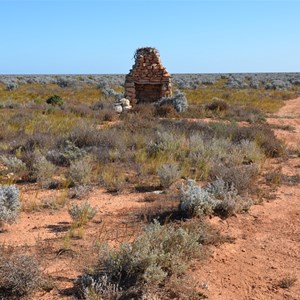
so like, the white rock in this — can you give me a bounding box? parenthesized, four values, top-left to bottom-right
(113, 104, 123, 113)
(123, 105, 132, 111)
(120, 98, 131, 107)
(153, 190, 164, 194)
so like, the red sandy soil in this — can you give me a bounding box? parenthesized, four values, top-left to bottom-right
(193, 97, 300, 299)
(0, 98, 299, 300)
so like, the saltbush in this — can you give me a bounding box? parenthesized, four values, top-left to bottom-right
(85, 220, 201, 288)
(206, 177, 238, 200)
(157, 163, 180, 188)
(0, 185, 21, 227)
(157, 90, 188, 113)
(5, 82, 18, 91)
(47, 140, 87, 167)
(69, 156, 93, 186)
(33, 153, 55, 188)
(63, 140, 87, 162)
(0, 156, 27, 178)
(206, 178, 239, 218)
(211, 163, 259, 193)
(68, 201, 97, 225)
(180, 178, 251, 218)
(0, 254, 41, 297)
(75, 274, 122, 300)
(180, 180, 218, 217)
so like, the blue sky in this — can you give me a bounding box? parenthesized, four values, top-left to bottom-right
(0, 0, 299, 74)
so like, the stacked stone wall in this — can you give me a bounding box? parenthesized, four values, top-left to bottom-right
(125, 48, 172, 104)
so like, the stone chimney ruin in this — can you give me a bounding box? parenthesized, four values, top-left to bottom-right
(125, 48, 172, 104)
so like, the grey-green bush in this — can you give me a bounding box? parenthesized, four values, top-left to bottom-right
(157, 163, 180, 188)
(0, 185, 21, 227)
(158, 90, 188, 112)
(81, 220, 201, 293)
(0, 156, 26, 178)
(69, 156, 93, 186)
(180, 180, 219, 217)
(0, 254, 41, 297)
(68, 201, 97, 225)
(75, 274, 122, 300)
(33, 154, 55, 188)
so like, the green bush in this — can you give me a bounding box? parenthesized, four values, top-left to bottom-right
(46, 94, 64, 106)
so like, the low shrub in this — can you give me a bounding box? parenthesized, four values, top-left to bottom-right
(56, 77, 77, 88)
(214, 198, 237, 218)
(79, 220, 201, 291)
(156, 131, 186, 157)
(205, 97, 229, 111)
(265, 172, 300, 186)
(69, 156, 93, 186)
(211, 163, 259, 193)
(68, 103, 92, 118)
(226, 105, 266, 123)
(209, 178, 252, 217)
(187, 134, 264, 181)
(157, 90, 188, 113)
(46, 95, 64, 106)
(0, 185, 21, 227)
(33, 153, 56, 188)
(0, 155, 27, 179)
(129, 103, 156, 120)
(231, 125, 285, 158)
(155, 104, 178, 118)
(75, 274, 122, 300)
(91, 101, 104, 110)
(68, 201, 97, 226)
(180, 180, 218, 217)
(47, 140, 87, 167)
(102, 167, 125, 193)
(157, 163, 180, 188)
(0, 101, 18, 109)
(103, 110, 118, 122)
(63, 140, 87, 163)
(0, 254, 41, 297)
(5, 82, 18, 91)
(277, 276, 297, 289)
(70, 185, 92, 200)
(210, 123, 285, 158)
(206, 177, 238, 200)
(65, 121, 102, 148)
(17, 131, 55, 153)
(180, 178, 251, 218)
(41, 195, 67, 210)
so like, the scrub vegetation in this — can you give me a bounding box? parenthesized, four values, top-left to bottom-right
(0, 73, 299, 299)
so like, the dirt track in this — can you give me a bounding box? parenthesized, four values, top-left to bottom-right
(194, 97, 300, 299)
